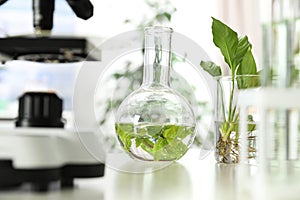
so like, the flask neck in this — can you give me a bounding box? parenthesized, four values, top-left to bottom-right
(142, 27, 173, 87)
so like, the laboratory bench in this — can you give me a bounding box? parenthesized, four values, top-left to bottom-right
(1, 149, 299, 200)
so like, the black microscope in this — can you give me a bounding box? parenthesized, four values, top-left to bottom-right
(0, 0, 105, 192)
(0, 0, 100, 63)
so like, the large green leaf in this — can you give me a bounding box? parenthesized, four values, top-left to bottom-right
(235, 36, 252, 67)
(212, 17, 239, 71)
(200, 60, 222, 77)
(237, 49, 257, 75)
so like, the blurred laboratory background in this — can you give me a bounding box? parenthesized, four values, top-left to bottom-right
(0, 0, 261, 147)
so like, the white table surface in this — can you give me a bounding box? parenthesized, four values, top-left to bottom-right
(1, 149, 300, 200)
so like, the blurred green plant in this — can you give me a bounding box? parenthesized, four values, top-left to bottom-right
(123, 0, 177, 28)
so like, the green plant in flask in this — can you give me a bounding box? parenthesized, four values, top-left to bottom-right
(115, 26, 196, 161)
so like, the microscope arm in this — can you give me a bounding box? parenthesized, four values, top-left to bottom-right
(66, 0, 94, 20)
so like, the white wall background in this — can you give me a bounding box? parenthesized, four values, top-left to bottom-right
(74, 0, 219, 62)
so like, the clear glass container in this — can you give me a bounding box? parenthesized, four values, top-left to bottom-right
(115, 26, 196, 161)
(261, 0, 300, 87)
(214, 75, 259, 164)
(261, 0, 300, 163)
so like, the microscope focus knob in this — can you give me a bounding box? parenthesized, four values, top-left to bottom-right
(16, 92, 64, 128)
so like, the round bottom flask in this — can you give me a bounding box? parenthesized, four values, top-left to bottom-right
(115, 27, 196, 161)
